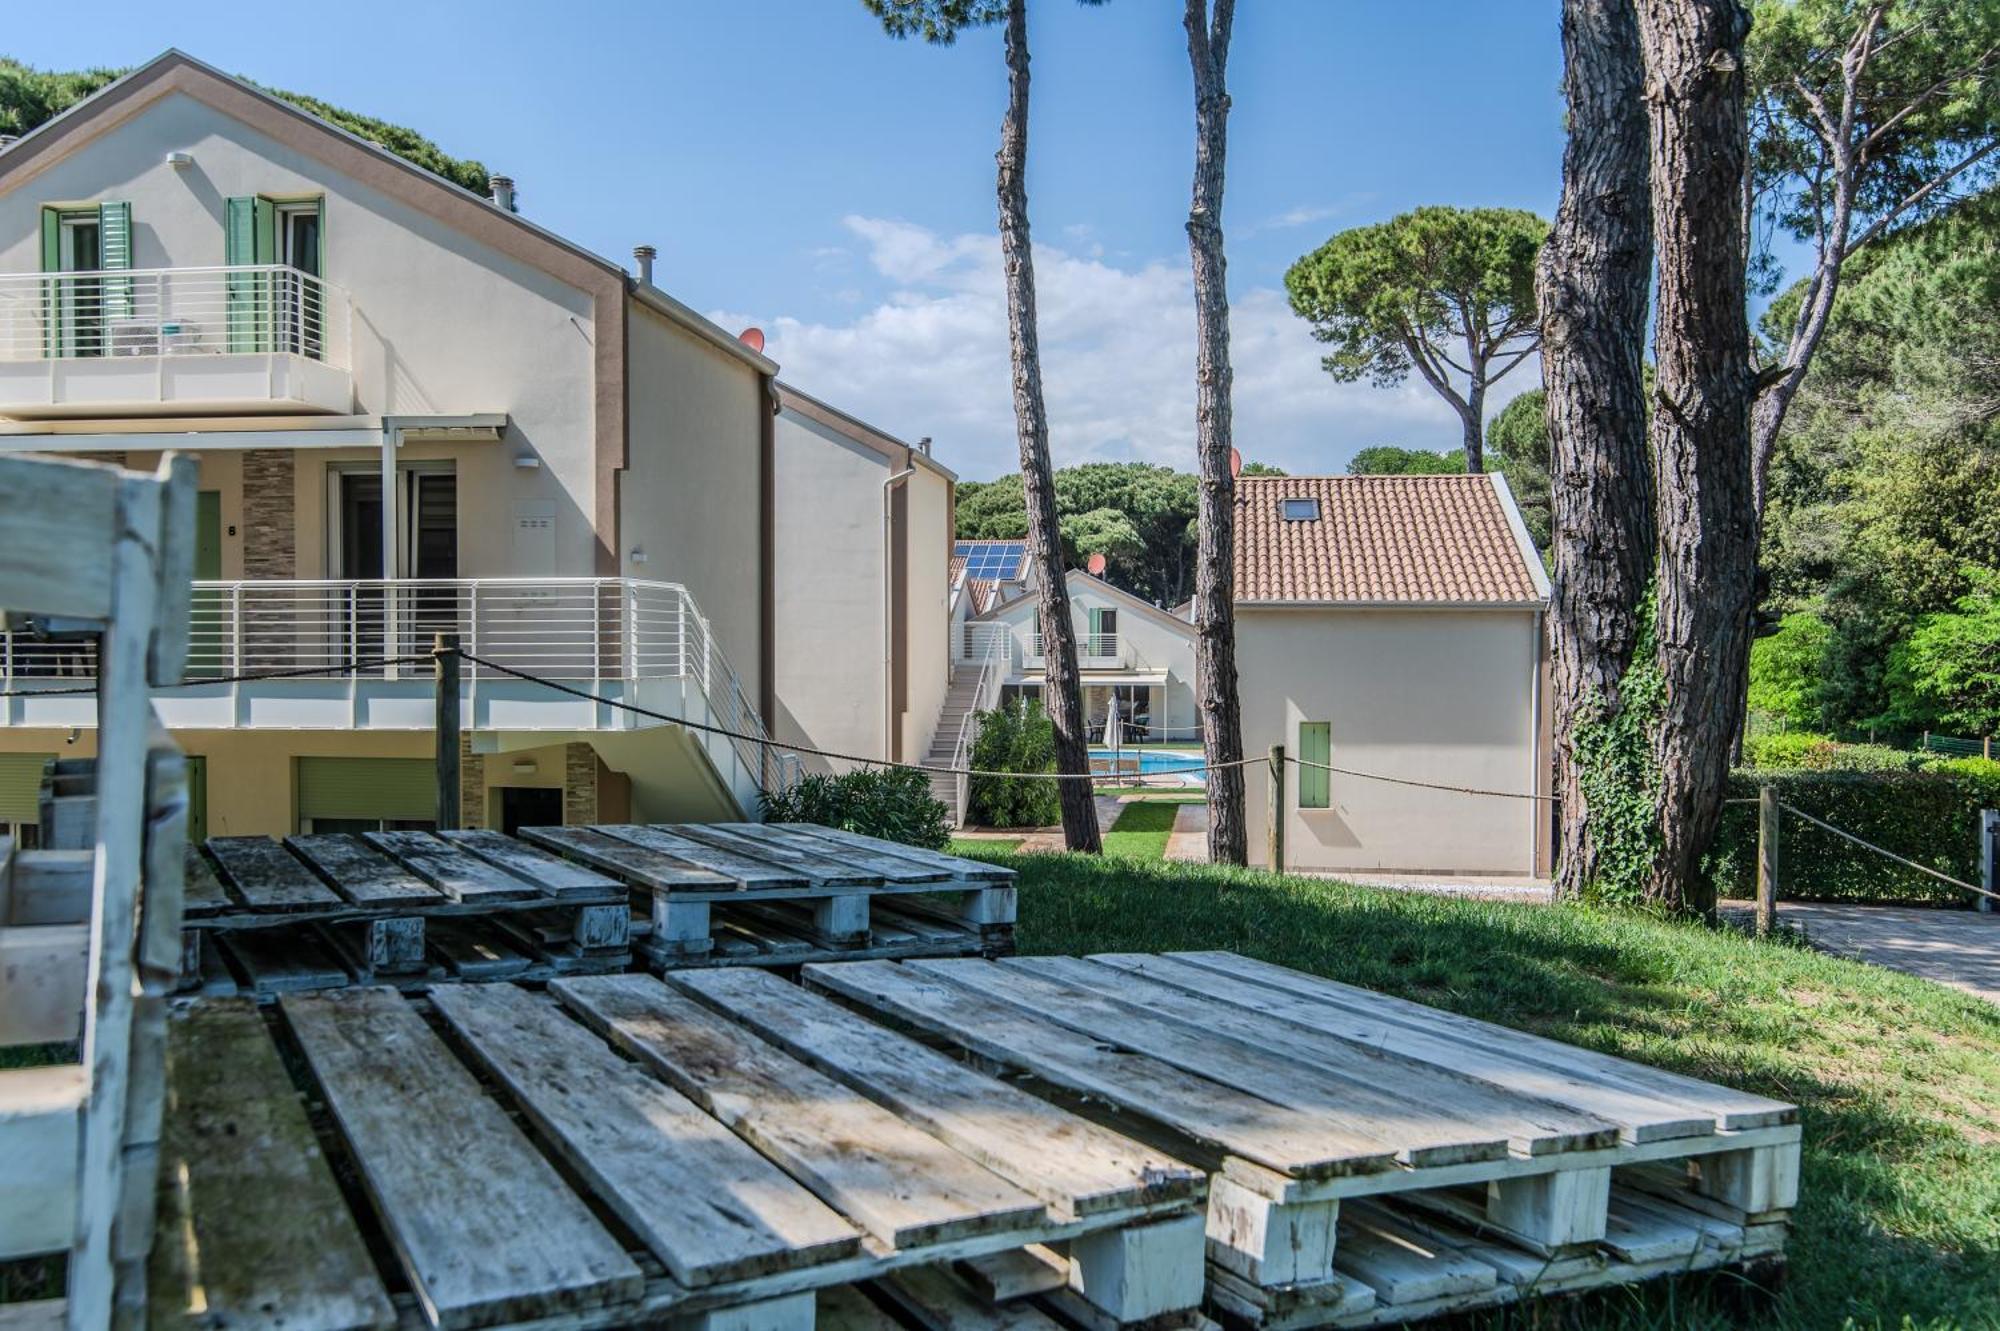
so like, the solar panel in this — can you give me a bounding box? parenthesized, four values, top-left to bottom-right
(955, 540, 1026, 581)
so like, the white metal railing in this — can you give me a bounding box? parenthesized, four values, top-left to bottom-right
(1029, 629, 1122, 667)
(951, 629, 1008, 825)
(0, 577, 796, 794)
(0, 265, 351, 365)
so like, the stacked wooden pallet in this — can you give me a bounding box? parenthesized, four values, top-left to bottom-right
(149, 971, 1208, 1331)
(180, 828, 632, 993)
(806, 953, 1800, 1329)
(519, 822, 1016, 968)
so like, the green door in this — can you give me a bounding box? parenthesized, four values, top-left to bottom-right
(185, 755, 208, 845)
(189, 491, 223, 675)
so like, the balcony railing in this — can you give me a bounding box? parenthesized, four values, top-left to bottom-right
(0, 265, 351, 364)
(1029, 631, 1122, 668)
(0, 578, 794, 792)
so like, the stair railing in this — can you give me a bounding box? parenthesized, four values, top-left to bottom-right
(949, 630, 1008, 826)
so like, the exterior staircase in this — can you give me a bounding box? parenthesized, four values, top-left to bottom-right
(925, 667, 991, 818)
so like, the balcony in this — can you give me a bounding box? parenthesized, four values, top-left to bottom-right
(0, 578, 789, 799)
(0, 266, 353, 417)
(1029, 631, 1125, 670)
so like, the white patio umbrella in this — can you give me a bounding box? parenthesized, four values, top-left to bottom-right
(1104, 695, 1123, 771)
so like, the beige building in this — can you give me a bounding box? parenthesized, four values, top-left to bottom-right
(1234, 474, 1553, 877)
(0, 52, 932, 839)
(771, 385, 954, 775)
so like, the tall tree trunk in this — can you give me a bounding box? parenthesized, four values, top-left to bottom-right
(1461, 376, 1487, 473)
(1185, 0, 1245, 866)
(998, 0, 1099, 853)
(1539, 0, 1655, 901)
(1637, 0, 1757, 914)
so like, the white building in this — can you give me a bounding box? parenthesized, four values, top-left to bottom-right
(0, 52, 944, 839)
(1234, 474, 1554, 877)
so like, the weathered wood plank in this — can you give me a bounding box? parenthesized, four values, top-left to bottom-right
(1333, 1202, 1498, 1305)
(816, 1285, 903, 1331)
(365, 830, 542, 904)
(1170, 952, 1797, 1130)
(436, 828, 623, 899)
(915, 960, 1509, 1168)
(803, 961, 1401, 1181)
(280, 987, 641, 1329)
(775, 824, 1013, 883)
(204, 837, 342, 913)
(179, 846, 232, 919)
(670, 825, 880, 887)
(428, 983, 862, 1286)
(671, 967, 1202, 1219)
(878, 1265, 1067, 1331)
(219, 927, 351, 994)
(727, 824, 953, 886)
(148, 1000, 394, 1331)
(285, 835, 444, 909)
(552, 973, 1047, 1250)
(519, 825, 734, 894)
(0, 1065, 84, 1262)
(598, 825, 805, 891)
(0, 453, 121, 619)
(1093, 954, 1713, 1146)
(957, 1245, 1068, 1303)
(1033, 957, 1620, 1157)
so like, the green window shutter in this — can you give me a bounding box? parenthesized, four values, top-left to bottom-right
(0, 753, 55, 824)
(225, 198, 277, 352)
(40, 209, 60, 358)
(295, 757, 434, 825)
(1298, 722, 1331, 810)
(39, 208, 59, 272)
(98, 201, 132, 320)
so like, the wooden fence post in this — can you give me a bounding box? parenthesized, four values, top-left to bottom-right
(1267, 744, 1285, 876)
(1756, 785, 1779, 937)
(434, 633, 461, 832)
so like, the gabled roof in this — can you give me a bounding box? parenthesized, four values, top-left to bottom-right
(0, 50, 774, 375)
(972, 568, 1195, 640)
(1233, 473, 1548, 606)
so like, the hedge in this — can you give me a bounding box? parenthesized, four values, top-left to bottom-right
(1710, 758, 2000, 905)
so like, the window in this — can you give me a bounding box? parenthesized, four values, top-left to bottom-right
(40, 201, 130, 358)
(1281, 497, 1321, 522)
(1297, 722, 1331, 809)
(226, 195, 325, 357)
(1086, 606, 1118, 656)
(295, 757, 435, 833)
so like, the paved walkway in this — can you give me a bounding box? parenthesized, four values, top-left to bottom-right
(1164, 803, 1208, 862)
(1721, 901, 2000, 1005)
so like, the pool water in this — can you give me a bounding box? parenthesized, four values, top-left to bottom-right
(1092, 749, 1204, 777)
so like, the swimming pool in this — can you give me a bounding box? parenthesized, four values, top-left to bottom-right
(1091, 748, 1205, 778)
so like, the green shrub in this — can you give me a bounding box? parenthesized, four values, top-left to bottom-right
(1747, 611, 1831, 731)
(1740, 732, 1928, 772)
(967, 698, 1061, 829)
(1711, 759, 2000, 904)
(1568, 596, 1664, 905)
(760, 767, 949, 850)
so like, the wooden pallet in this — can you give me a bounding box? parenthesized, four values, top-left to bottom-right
(518, 822, 1016, 968)
(149, 970, 1207, 1331)
(180, 829, 632, 993)
(803, 952, 1800, 1329)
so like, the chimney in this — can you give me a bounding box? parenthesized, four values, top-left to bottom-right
(633, 245, 657, 286)
(489, 175, 516, 212)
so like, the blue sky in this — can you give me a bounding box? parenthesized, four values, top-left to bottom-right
(11, 3, 1668, 477)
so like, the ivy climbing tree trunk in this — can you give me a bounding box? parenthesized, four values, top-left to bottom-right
(998, 0, 1099, 853)
(1637, 0, 1758, 913)
(1539, 0, 1656, 900)
(1185, 0, 1246, 866)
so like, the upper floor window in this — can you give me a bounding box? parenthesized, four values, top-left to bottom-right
(1281, 497, 1321, 522)
(225, 195, 325, 357)
(38, 201, 131, 358)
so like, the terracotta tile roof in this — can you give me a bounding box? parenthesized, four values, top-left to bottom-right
(1233, 475, 1544, 604)
(966, 578, 1000, 614)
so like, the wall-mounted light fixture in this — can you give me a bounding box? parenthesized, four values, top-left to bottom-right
(165, 151, 194, 169)
(629, 546, 648, 566)
(511, 758, 538, 775)
(513, 452, 540, 469)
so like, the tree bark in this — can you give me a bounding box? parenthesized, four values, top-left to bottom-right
(998, 0, 1099, 853)
(1185, 0, 1246, 866)
(1461, 374, 1487, 473)
(1637, 0, 1758, 914)
(1538, 0, 1656, 900)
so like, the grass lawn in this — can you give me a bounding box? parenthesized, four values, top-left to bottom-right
(1102, 800, 1179, 860)
(948, 845, 2000, 1331)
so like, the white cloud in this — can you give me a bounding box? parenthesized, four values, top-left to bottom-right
(715, 215, 1526, 480)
